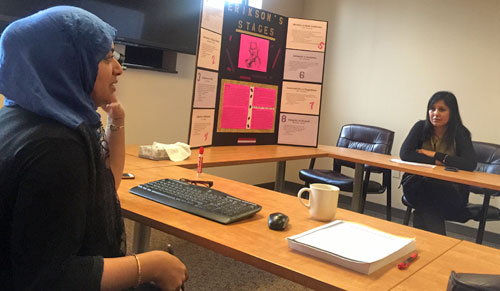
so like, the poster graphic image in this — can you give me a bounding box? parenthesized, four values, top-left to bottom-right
(217, 79, 277, 133)
(238, 34, 269, 72)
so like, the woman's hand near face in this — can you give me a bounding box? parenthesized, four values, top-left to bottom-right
(104, 101, 125, 126)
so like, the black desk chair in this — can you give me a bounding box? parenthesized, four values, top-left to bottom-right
(299, 124, 394, 220)
(402, 141, 500, 244)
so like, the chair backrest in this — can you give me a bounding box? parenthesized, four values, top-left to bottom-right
(335, 124, 395, 171)
(470, 141, 500, 195)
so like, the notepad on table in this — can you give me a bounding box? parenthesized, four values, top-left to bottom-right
(286, 220, 416, 274)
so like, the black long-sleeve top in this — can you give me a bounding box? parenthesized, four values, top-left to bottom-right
(400, 120, 477, 171)
(0, 106, 123, 290)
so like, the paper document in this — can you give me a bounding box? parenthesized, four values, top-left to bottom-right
(390, 158, 436, 168)
(290, 220, 414, 263)
(287, 220, 416, 274)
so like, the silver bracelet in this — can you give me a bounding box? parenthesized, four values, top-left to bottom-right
(443, 154, 448, 164)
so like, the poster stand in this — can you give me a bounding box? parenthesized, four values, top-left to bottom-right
(189, 1, 327, 148)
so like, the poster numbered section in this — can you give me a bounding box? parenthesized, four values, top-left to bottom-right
(197, 28, 222, 71)
(280, 81, 322, 115)
(189, 109, 215, 148)
(201, 0, 224, 34)
(283, 49, 324, 83)
(286, 18, 327, 52)
(193, 69, 218, 108)
(278, 113, 318, 147)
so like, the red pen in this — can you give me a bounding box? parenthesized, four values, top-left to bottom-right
(197, 147, 204, 178)
(398, 252, 418, 270)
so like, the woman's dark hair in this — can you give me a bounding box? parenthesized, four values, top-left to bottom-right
(423, 91, 469, 145)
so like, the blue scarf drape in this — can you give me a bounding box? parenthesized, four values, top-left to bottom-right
(0, 6, 116, 129)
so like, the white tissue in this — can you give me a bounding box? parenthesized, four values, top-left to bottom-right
(138, 142, 191, 161)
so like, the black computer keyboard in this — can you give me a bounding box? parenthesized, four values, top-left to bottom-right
(129, 179, 262, 224)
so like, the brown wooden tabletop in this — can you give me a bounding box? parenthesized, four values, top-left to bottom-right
(320, 145, 500, 191)
(125, 144, 329, 169)
(118, 166, 460, 291)
(393, 240, 500, 291)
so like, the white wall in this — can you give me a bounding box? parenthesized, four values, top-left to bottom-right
(297, 0, 500, 232)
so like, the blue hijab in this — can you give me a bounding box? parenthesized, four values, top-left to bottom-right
(0, 6, 116, 129)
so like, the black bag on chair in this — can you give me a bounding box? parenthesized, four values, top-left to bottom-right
(447, 271, 500, 291)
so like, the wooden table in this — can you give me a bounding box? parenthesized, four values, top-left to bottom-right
(127, 144, 500, 213)
(393, 241, 500, 290)
(124, 145, 330, 257)
(118, 165, 460, 291)
(125, 145, 329, 192)
(319, 145, 500, 212)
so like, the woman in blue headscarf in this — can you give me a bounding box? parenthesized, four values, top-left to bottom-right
(0, 6, 187, 290)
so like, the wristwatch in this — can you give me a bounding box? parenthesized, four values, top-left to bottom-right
(108, 124, 124, 132)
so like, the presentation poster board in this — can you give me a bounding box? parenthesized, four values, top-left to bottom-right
(189, 2, 327, 148)
(210, 4, 287, 146)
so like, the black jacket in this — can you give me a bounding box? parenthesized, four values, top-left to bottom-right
(400, 120, 477, 171)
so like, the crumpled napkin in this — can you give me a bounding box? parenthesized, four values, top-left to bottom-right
(138, 142, 191, 161)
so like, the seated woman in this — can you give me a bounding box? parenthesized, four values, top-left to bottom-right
(0, 6, 186, 290)
(400, 91, 477, 235)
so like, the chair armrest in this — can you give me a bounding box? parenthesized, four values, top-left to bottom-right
(447, 271, 500, 291)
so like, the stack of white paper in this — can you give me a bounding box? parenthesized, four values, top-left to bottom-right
(287, 220, 416, 274)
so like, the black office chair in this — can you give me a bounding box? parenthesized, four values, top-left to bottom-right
(299, 124, 395, 220)
(402, 141, 500, 244)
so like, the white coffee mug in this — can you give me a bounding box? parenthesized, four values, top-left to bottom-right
(297, 183, 340, 221)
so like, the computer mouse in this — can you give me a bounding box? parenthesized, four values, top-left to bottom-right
(268, 212, 289, 231)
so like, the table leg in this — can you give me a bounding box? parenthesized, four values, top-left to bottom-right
(132, 222, 151, 253)
(275, 161, 286, 192)
(351, 163, 365, 212)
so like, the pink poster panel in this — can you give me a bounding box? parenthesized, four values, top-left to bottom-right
(237, 34, 269, 73)
(251, 109, 274, 130)
(219, 83, 250, 129)
(253, 87, 276, 107)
